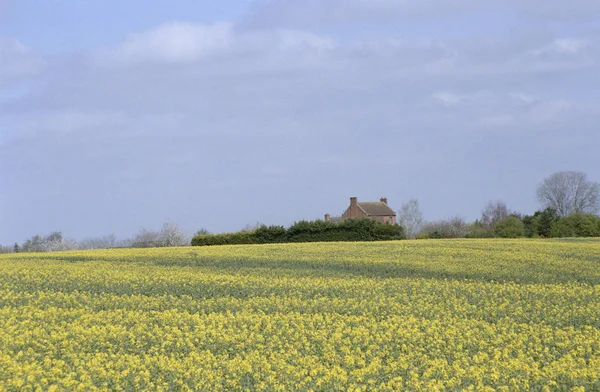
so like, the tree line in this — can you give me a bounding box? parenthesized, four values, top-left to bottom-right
(2, 222, 190, 254)
(401, 171, 600, 239)
(2, 170, 598, 253)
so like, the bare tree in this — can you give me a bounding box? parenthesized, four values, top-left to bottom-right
(481, 200, 510, 229)
(131, 228, 162, 248)
(536, 171, 600, 217)
(131, 222, 189, 248)
(20, 231, 79, 252)
(160, 221, 189, 247)
(420, 216, 469, 238)
(79, 234, 117, 250)
(398, 199, 423, 238)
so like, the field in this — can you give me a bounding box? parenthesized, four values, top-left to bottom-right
(1, 239, 599, 391)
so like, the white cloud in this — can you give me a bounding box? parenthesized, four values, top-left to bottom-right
(94, 22, 335, 66)
(432, 91, 490, 107)
(433, 92, 465, 106)
(534, 39, 589, 56)
(95, 22, 234, 65)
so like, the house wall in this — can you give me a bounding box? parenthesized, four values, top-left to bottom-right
(341, 197, 367, 220)
(371, 215, 397, 225)
(340, 197, 397, 224)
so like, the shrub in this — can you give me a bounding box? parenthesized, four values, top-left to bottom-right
(419, 217, 469, 239)
(254, 225, 287, 244)
(466, 221, 495, 238)
(191, 231, 256, 246)
(191, 219, 406, 246)
(550, 213, 600, 238)
(522, 208, 558, 238)
(493, 216, 525, 238)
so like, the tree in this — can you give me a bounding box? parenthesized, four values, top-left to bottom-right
(159, 221, 189, 247)
(480, 200, 510, 230)
(536, 171, 600, 217)
(13, 243, 20, 253)
(494, 216, 525, 238)
(530, 208, 559, 238)
(419, 216, 468, 239)
(195, 228, 210, 236)
(397, 199, 423, 238)
(78, 234, 117, 250)
(551, 213, 600, 238)
(131, 222, 189, 248)
(20, 231, 79, 252)
(466, 220, 494, 238)
(131, 229, 162, 248)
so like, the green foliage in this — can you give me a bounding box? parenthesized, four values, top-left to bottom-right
(254, 225, 287, 244)
(286, 218, 405, 243)
(522, 208, 558, 238)
(537, 208, 559, 238)
(191, 231, 256, 246)
(493, 216, 525, 238)
(192, 219, 405, 246)
(466, 221, 495, 238)
(551, 213, 600, 238)
(522, 214, 539, 238)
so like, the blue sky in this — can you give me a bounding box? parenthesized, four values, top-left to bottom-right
(1, 0, 599, 244)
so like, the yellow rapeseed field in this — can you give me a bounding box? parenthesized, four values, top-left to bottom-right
(1, 239, 599, 391)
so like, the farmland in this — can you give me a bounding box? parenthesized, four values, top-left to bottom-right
(1, 239, 599, 391)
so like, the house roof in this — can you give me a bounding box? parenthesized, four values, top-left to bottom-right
(357, 202, 396, 216)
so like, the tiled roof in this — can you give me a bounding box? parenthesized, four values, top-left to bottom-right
(357, 202, 396, 216)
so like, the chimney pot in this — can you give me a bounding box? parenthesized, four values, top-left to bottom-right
(350, 197, 357, 206)
(380, 197, 388, 205)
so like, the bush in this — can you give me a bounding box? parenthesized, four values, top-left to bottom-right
(419, 217, 469, 239)
(191, 219, 406, 246)
(254, 225, 287, 244)
(466, 221, 495, 238)
(550, 213, 600, 238)
(522, 208, 558, 238)
(286, 219, 405, 243)
(493, 216, 525, 238)
(191, 231, 256, 246)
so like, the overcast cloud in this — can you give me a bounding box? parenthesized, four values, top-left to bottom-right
(1, 0, 599, 244)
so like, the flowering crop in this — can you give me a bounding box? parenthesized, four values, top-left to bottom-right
(0, 239, 599, 390)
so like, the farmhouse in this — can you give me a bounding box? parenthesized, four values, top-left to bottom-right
(325, 197, 397, 224)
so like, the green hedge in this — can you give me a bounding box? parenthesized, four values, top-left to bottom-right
(191, 219, 406, 246)
(550, 213, 600, 238)
(191, 231, 256, 246)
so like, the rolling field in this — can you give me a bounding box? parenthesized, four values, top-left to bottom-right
(1, 239, 599, 391)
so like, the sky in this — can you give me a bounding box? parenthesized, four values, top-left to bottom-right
(1, 0, 599, 244)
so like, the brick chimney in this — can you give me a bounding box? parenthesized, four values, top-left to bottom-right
(324, 214, 330, 222)
(350, 197, 358, 207)
(380, 197, 388, 205)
